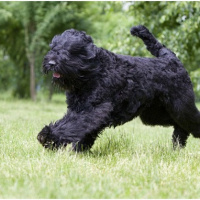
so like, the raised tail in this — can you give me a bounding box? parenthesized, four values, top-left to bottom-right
(130, 25, 176, 58)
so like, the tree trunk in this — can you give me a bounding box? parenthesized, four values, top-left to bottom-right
(29, 54, 36, 101)
(24, 11, 37, 101)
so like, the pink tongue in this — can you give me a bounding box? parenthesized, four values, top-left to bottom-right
(53, 72, 61, 78)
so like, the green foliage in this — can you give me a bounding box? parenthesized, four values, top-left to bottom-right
(0, 2, 200, 99)
(190, 69, 200, 101)
(0, 2, 92, 99)
(127, 2, 200, 70)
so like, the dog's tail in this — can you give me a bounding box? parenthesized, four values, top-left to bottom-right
(130, 25, 176, 58)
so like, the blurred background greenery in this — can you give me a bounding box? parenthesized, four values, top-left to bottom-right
(0, 1, 200, 101)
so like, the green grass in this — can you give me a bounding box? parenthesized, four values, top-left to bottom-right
(1, 96, 200, 198)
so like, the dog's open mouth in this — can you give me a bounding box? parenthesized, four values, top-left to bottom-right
(53, 72, 61, 78)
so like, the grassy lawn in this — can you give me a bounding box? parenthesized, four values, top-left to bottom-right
(1, 95, 200, 198)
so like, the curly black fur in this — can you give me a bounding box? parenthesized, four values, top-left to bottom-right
(37, 25, 200, 151)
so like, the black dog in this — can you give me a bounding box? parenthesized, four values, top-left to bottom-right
(37, 25, 200, 151)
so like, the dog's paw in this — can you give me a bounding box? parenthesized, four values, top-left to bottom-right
(37, 125, 71, 150)
(37, 125, 55, 149)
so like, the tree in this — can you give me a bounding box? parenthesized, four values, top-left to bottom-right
(1, 2, 200, 100)
(127, 2, 200, 71)
(0, 1, 92, 100)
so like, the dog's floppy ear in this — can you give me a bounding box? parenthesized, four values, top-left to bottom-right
(64, 39, 96, 59)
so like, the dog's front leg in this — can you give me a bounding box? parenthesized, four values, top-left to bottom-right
(37, 102, 113, 151)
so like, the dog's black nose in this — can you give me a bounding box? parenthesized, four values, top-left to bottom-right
(49, 60, 56, 66)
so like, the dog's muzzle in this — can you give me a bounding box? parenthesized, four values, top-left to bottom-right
(43, 60, 56, 74)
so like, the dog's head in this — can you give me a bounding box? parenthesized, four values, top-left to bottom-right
(43, 29, 98, 90)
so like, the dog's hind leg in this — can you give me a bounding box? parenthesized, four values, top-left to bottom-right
(130, 25, 177, 59)
(165, 94, 200, 144)
(172, 125, 190, 149)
